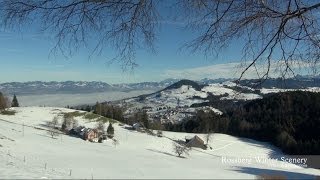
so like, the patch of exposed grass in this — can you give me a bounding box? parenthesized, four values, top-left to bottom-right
(0, 110, 16, 115)
(109, 119, 118, 124)
(62, 111, 86, 118)
(61, 110, 119, 124)
(84, 113, 100, 120)
(97, 116, 109, 123)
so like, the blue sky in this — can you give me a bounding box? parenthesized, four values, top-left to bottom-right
(0, 20, 244, 84)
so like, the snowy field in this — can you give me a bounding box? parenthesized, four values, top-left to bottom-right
(0, 107, 320, 179)
(16, 90, 155, 107)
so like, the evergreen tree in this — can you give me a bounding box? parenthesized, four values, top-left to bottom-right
(11, 94, 19, 107)
(85, 105, 91, 112)
(107, 123, 114, 136)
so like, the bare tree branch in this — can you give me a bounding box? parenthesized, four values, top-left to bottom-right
(1, 0, 320, 79)
(181, 0, 320, 81)
(0, 0, 159, 70)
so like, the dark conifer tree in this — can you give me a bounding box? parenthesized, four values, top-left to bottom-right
(11, 94, 19, 107)
(85, 105, 91, 112)
(107, 123, 114, 135)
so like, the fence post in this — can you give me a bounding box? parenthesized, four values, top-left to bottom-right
(22, 122, 25, 137)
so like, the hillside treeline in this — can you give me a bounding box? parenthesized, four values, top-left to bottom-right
(164, 91, 320, 155)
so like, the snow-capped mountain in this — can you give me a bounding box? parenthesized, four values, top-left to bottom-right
(112, 78, 180, 91)
(0, 81, 113, 95)
(0, 79, 180, 95)
(2, 75, 320, 96)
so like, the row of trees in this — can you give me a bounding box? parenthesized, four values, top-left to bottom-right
(93, 102, 160, 133)
(0, 92, 20, 111)
(94, 102, 124, 122)
(164, 91, 320, 155)
(127, 110, 149, 128)
(127, 110, 165, 135)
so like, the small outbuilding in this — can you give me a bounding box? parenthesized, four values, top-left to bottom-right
(69, 126, 85, 137)
(132, 122, 143, 131)
(185, 135, 207, 150)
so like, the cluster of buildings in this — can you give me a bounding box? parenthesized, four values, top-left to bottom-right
(68, 126, 107, 143)
(148, 107, 195, 124)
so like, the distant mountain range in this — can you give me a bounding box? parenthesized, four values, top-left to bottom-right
(0, 79, 180, 95)
(240, 75, 320, 89)
(1, 75, 320, 95)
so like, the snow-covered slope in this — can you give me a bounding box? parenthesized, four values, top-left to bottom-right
(202, 83, 261, 100)
(121, 81, 262, 122)
(260, 87, 320, 94)
(0, 107, 319, 179)
(125, 82, 262, 109)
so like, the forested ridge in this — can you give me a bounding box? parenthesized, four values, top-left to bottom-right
(164, 91, 320, 155)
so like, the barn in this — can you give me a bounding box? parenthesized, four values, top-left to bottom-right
(185, 135, 207, 150)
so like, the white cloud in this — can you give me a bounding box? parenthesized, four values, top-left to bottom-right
(161, 60, 316, 80)
(162, 63, 240, 80)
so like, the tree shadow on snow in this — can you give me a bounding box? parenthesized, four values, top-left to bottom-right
(38, 123, 50, 129)
(146, 148, 179, 158)
(232, 137, 283, 159)
(36, 133, 58, 139)
(215, 136, 320, 170)
(233, 166, 319, 179)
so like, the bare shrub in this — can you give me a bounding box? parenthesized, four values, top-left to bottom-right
(173, 142, 191, 158)
(0, 92, 9, 111)
(96, 121, 105, 135)
(47, 116, 60, 138)
(112, 138, 119, 147)
(205, 131, 214, 145)
(61, 115, 76, 131)
(157, 130, 163, 137)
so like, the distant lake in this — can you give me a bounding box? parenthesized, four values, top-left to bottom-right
(17, 90, 155, 107)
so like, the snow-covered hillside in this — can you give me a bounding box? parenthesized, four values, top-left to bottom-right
(124, 82, 262, 110)
(202, 82, 262, 100)
(0, 107, 319, 179)
(119, 80, 320, 124)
